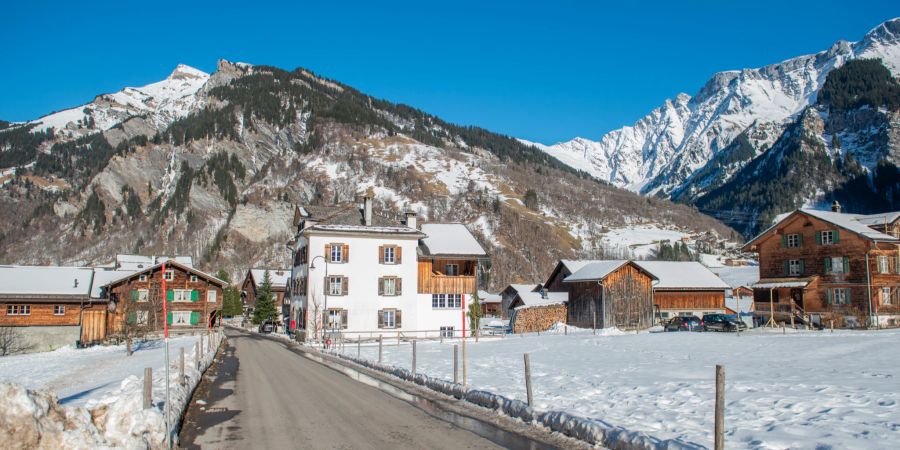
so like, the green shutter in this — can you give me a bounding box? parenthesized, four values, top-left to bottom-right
(166, 290, 174, 301)
(825, 288, 832, 305)
(131, 290, 138, 301)
(799, 260, 805, 274)
(127, 311, 137, 324)
(190, 311, 200, 325)
(824, 257, 832, 273)
(833, 230, 840, 243)
(190, 290, 199, 302)
(783, 260, 789, 276)
(845, 288, 851, 304)
(815, 231, 822, 245)
(166, 311, 173, 325)
(842, 257, 849, 274)
(798, 233, 803, 247)
(781, 234, 787, 248)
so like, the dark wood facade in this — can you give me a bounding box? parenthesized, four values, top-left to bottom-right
(417, 259, 477, 294)
(241, 270, 287, 310)
(566, 263, 655, 330)
(653, 290, 725, 312)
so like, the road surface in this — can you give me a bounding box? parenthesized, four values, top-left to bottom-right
(179, 328, 505, 449)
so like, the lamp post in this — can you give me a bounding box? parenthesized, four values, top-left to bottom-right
(285, 240, 297, 335)
(310, 255, 329, 348)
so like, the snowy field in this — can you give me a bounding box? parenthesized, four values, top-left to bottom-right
(346, 327, 900, 449)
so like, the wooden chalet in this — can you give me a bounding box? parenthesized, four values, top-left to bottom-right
(417, 223, 487, 296)
(634, 261, 729, 322)
(241, 268, 290, 314)
(103, 261, 227, 336)
(743, 204, 900, 327)
(478, 290, 502, 317)
(561, 260, 658, 330)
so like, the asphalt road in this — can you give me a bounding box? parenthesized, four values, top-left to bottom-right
(179, 328, 504, 449)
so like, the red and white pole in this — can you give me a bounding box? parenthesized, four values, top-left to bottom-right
(161, 262, 171, 448)
(461, 293, 466, 339)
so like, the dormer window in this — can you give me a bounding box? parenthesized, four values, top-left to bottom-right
(164, 269, 174, 281)
(818, 230, 838, 245)
(786, 234, 801, 248)
(139, 274, 148, 282)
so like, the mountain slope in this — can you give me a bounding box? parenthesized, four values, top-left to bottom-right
(0, 61, 738, 287)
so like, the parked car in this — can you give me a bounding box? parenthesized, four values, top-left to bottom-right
(702, 314, 747, 332)
(665, 316, 703, 332)
(258, 320, 274, 334)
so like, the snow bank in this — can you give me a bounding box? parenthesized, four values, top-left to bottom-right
(0, 332, 224, 449)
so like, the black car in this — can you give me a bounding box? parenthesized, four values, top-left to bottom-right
(665, 316, 704, 332)
(702, 314, 747, 332)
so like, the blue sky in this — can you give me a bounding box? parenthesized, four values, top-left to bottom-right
(1, 1, 897, 143)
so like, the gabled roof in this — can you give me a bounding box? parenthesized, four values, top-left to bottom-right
(545, 259, 612, 287)
(634, 261, 729, 290)
(478, 290, 502, 303)
(115, 254, 193, 270)
(248, 269, 290, 288)
(0, 265, 94, 298)
(504, 284, 541, 295)
(91, 268, 136, 298)
(855, 212, 900, 226)
(744, 209, 899, 250)
(419, 223, 487, 258)
(564, 260, 656, 283)
(510, 290, 568, 309)
(103, 260, 227, 289)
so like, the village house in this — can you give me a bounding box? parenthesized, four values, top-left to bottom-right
(241, 268, 290, 319)
(742, 204, 900, 327)
(634, 261, 729, 322)
(499, 284, 543, 319)
(287, 193, 489, 341)
(560, 260, 658, 330)
(478, 290, 502, 318)
(102, 260, 227, 336)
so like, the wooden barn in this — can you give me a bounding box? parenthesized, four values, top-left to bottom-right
(562, 260, 658, 330)
(504, 285, 568, 333)
(634, 261, 729, 322)
(241, 268, 291, 315)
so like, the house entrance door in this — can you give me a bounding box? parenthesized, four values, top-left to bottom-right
(791, 288, 804, 309)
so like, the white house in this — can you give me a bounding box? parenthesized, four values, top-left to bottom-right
(288, 193, 488, 341)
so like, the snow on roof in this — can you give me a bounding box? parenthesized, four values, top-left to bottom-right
(103, 260, 226, 288)
(559, 259, 607, 274)
(725, 297, 754, 313)
(855, 212, 900, 226)
(800, 209, 898, 241)
(564, 260, 630, 282)
(91, 269, 136, 298)
(506, 284, 541, 294)
(310, 224, 421, 234)
(512, 290, 568, 309)
(250, 269, 290, 288)
(478, 290, 502, 303)
(753, 279, 813, 288)
(0, 265, 94, 297)
(420, 223, 487, 256)
(115, 254, 193, 270)
(710, 266, 760, 289)
(634, 261, 729, 290)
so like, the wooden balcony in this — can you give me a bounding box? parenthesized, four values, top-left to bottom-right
(419, 274, 476, 294)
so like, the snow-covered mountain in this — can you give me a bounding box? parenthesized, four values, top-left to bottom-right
(28, 64, 209, 138)
(532, 18, 900, 199)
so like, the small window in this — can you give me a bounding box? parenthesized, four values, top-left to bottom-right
(883, 287, 893, 306)
(384, 246, 395, 264)
(53, 305, 65, 316)
(173, 289, 191, 302)
(163, 269, 174, 281)
(207, 290, 217, 302)
(6, 305, 30, 315)
(329, 277, 343, 296)
(878, 256, 890, 274)
(786, 234, 800, 248)
(327, 309, 347, 329)
(830, 257, 845, 274)
(821, 230, 835, 245)
(383, 309, 396, 328)
(445, 264, 459, 276)
(171, 311, 192, 326)
(330, 244, 343, 263)
(138, 289, 149, 302)
(832, 288, 848, 305)
(660, 312, 670, 319)
(440, 326, 455, 338)
(449, 294, 462, 308)
(789, 260, 802, 276)
(432, 294, 446, 308)
(383, 278, 396, 296)
(190, 275, 198, 283)
(136, 311, 149, 325)
(139, 274, 148, 282)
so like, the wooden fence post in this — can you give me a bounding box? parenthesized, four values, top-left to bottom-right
(592, 308, 597, 335)
(524, 353, 534, 407)
(179, 347, 185, 386)
(830, 319, 834, 333)
(564, 325, 568, 335)
(143, 368, 152, 409)
(378, 335, 383, 363)
(453, 344, 459, 384)
(127, 338, 133, 356)
(782, 324, 786, 335)
(714, 364, 725, 450)
(412, 340, 417, 375)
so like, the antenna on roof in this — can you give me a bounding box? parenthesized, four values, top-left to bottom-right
(73, 278, 79, 288)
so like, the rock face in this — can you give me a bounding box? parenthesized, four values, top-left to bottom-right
(533, 18, 900, 233)
(0, 61, 737, 287)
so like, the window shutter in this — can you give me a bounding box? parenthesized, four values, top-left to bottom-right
(845, 288, 851, 304)
(325, 244, 332, 262)
(799, 260, 805, 274)
(324, 276, 328, 295)
(378, 309, 384, 328)
(379, 246, 385, 264)
(191, 290, 199, 302)
(190, 311, 200, 325)
(781, 234, 787, 248)
(815, 231, 822, 245)
(783, 260, 789, 276)
(127, 311, 137, 324)
(396, 246, 402, 264)
(131, 290, 138, 301)
(395, 310, 402, 328)
(341, 310, 348, 329)
(833, 230, 840, 243)
(342, 277, 348, 296)
(842, 257, 849, 274)
(166, 290, 174, 301)
(378, 277, 384, 296)
(824, 257, 832, 273)
(825, 288, 832, 305)
(343, 244, 350, 263)
(166, 311, 173, 325)
(396, 278, 402, 295)
(798, 233, 804, 247)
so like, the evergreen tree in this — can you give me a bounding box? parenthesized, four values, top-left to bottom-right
(252, 270, 277, 325)
(467, 291, 482, 337)
(523, 189, 538, 210)
(216, 269, 244, 317)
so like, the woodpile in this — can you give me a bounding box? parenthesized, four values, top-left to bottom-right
(512, 304, 566, 333)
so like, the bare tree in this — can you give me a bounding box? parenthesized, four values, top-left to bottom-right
(308, 282, 324, 343)
(0, 327, 32, 356)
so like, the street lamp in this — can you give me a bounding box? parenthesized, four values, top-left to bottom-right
(310, 255, 329, 348)
(284, 241, 297, 335)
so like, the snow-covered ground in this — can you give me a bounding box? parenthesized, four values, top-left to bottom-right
(599, 225, 690, 258)
(345, 327, 900, 449)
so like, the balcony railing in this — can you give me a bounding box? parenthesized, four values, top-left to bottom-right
(419, 275, 476, 294)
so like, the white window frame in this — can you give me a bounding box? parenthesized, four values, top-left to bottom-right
(163, 269, 174, 281)
(171, 311, 192, 326)
(190, 275, 198, 283)
(878, 256, 890, 274)
(137, 289, 149, 302)
(789, 259, 802, 276)
(432, 294, 446, 309)
(327, 309, 344, 329)
(883, 287, 893, 306)
(831, 257, 844, 274)
(207, 290, 217, 302)
(787, 234, 800, 248)
(330, 245, 343, 263)
(833, 288, 848, 305)
(53, 305, 65, 316)
(821, 230, 835, 245)
(139, 274, 148, 282)
(173, 289, 192, 302)
(445, 264, 459, 276)
(440, 326, 455, 338)
(383, 309, 396, 328)
(329, 277, 343, 296)
(384, 246, 395, 264)
(136, 310, 149, 325)
(383, 278, 396, 296)
(6, 305, 30, 315)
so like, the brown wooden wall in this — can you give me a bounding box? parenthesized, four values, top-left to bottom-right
(0, 300, 89, 326)
(567, 281, 601, 328)
(653, 290, 725, 310)
(417, 260, 476, 294)
(565, 263, 654, 330)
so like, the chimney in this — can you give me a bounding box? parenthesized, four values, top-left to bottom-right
(831, 200, 842, 213)
(405, 211, 417, 229)
(363, 189, 374, 226)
